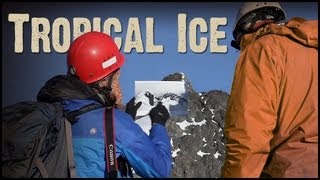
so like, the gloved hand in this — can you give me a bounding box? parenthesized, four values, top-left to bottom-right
(125, 97, 142, 120)
(149, 102, 170, 126)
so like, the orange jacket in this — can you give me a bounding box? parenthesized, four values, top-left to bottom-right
(221, 17, 318, 178)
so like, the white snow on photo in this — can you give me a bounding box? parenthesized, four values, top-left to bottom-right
(135, 115, 152, 135)
(135, 81, 187, 117)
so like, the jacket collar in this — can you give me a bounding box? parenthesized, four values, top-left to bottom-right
(240, 17, 318, 51)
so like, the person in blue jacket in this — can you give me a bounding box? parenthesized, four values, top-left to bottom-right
(36, 31, 172, 178)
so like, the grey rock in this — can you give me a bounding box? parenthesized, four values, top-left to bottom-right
(163, 73, 229, 178)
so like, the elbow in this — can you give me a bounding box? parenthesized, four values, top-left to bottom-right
(156, 156, 172, 178)
(157, 167, 172, 178)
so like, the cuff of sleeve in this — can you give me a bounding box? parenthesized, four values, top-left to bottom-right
(150, 123, 167, 134)
(149, 123, 170, 144)
(152, 122, 165, 126)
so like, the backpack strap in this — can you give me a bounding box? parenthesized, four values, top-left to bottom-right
(65, 119, 77, 178)
(64, 103, 119, 177)
(104, 107, 118, 178)
(63, 103, 104, 178)
(35, 158, 49, 178)
(64, 103, 104, 124)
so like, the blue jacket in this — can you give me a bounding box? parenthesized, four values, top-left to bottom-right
(63, 99, 172, 178)
(36, 75, 172, 178)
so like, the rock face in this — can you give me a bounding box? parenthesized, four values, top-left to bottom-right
(162, 72, 229, 178)
(127, 72, 229, 178)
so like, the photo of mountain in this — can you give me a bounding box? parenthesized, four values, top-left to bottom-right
(135, 80, 188, 116)
(130, 72, 229, 177)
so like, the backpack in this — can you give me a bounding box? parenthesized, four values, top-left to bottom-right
(1, 101, 103, 178)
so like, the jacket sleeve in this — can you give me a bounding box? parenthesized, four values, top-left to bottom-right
(114, 110, 172, 178)
(221, 38, 280, 177)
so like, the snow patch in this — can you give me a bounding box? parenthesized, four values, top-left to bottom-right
(172, 148, 181, 158)
(197, 150, 210, 157)
(212, 120, 218, 124)
(176, 119, 207, 131)
(182, 132, 191, 136)
(214, 151, 221, 159)
(180, 72, 185, 81)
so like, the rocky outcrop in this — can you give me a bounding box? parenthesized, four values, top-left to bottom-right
(162, 72, 229, 178)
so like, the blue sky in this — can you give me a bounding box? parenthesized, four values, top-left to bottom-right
(2, 2, 318, 107)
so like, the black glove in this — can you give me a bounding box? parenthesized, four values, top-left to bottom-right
(125, 97, 142, 120)
(149, 102, 170, 126)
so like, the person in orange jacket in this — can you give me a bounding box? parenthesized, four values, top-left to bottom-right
(221, 2, 318, 178)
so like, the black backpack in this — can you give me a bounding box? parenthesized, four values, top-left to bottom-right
(1, 101, 103, 178)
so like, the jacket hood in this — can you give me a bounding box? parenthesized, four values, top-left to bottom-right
(37, 75, 103, 104)
(240, 17, 318, 50)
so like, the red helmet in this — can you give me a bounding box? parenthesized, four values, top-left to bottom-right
(67, 31, 125, 84)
